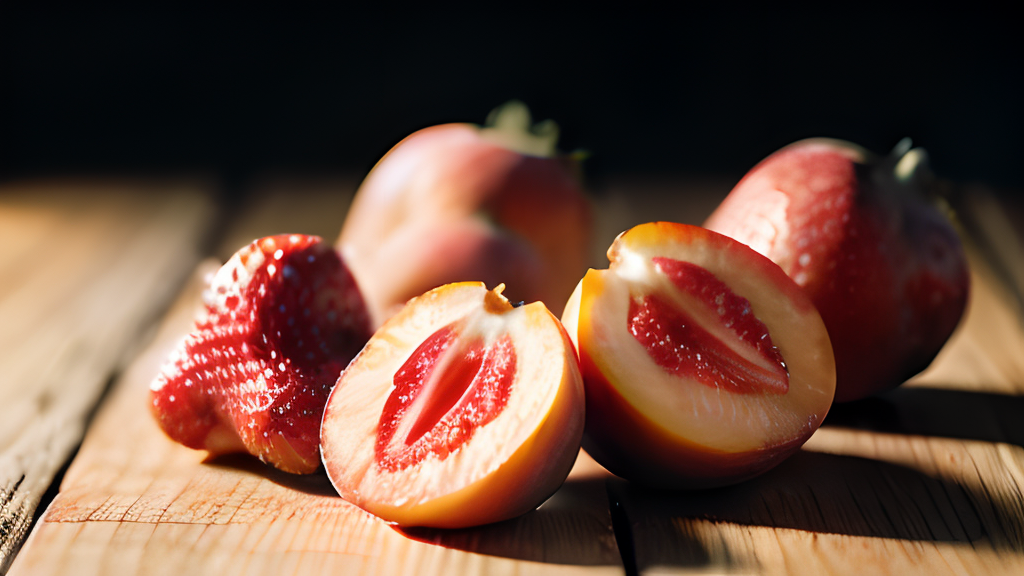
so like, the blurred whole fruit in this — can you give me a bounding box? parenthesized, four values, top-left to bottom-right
(338, 102, 592, 327)
(704, 138, 969, 402)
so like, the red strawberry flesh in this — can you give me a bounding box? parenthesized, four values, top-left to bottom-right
(151, 234, 370, 474)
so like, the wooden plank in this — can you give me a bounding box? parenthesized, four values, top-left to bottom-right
(586, 180, 1024, 574)
(606, 233, 1024, 573)
(11, 176, 1024, 575)
(954, 184, 1024, 312)
(8, 184, 622, 576)
(0, 180, 217, 572)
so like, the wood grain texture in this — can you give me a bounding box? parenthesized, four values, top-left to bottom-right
(608, 241, 1024, 574)
(585, 180, 1024, 575)
(8, 266, 621, 576)
(0, 181, 216, 573)
(8, 178, 1024, 575)
(8, 183, 622, 576)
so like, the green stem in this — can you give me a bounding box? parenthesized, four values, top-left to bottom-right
(480, 100, 560, 157)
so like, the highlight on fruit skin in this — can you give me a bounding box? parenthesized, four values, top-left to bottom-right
(561, 222, 836, 489)
(320, 282, 585, 528)
(150, 234, 372, 474)
(703, 138, 969, 402)
(337, 101, 592, 328)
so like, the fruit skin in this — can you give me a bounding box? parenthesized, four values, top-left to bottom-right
(338, 102, 592, 328)
(320, 282, 585, 528)
(703, 138, 969, 402)
(562, 222, 835, 489)
(577, 343, 807, 487)
(150, 234, 371, 474)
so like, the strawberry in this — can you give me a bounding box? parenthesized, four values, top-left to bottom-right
(150, 234, 371, 474)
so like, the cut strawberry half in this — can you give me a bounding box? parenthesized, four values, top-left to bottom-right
(562, 222, 835, 488)
(320, 282, 584, 528)
(150, 234, 371, 474)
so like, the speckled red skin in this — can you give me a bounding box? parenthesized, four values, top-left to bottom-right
(338, 123, 591, 327)
(704, 140, 969, 402)
(578, 345, 809, 489)
(150, 235, 371, 474)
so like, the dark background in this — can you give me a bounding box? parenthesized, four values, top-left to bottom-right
(1, 5, 1020, 195)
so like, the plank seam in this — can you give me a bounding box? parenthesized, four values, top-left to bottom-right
(604, 481, 638, 576)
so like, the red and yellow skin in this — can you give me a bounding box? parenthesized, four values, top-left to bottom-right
(562, 222, 835, 489)
(704, 139, 969, 402)
(321, 282, 584, 528)
(338, 103, 591, 328)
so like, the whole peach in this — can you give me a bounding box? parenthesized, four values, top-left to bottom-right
(338, 102, 592, 327)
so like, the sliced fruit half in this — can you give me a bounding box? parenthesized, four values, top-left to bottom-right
(320, 282, 584, 528)
(562, 222, 835, 489)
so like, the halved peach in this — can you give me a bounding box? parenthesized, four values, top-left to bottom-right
(562, 222, 835, 489)
(320, 282, 585, 527)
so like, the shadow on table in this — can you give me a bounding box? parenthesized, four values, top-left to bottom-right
(203, 453, 338, 497)
(608, 447, 1023, 573)
(823, 385, 1024, 447)
(399, 476, 622, 568)
(203, 453, 625, 569)
(203, 385, 1023, 572)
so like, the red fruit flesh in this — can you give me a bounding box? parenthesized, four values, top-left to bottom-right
(375, 324, 515, 472)
(150, 234, 371, 473)
(630, 258, 789, 395)
(561, 222, 835, 489)
(321, 282, 585, 528)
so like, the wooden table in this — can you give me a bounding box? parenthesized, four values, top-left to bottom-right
(1, 174, 1022, 575)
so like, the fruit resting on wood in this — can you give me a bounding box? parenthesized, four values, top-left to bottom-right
(561, 222, 836, 489)
(703, 138, 969, 402)
(321, 282, 584, 528)
(151, 234, 371, 474)
(338, 101, 592, 328)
